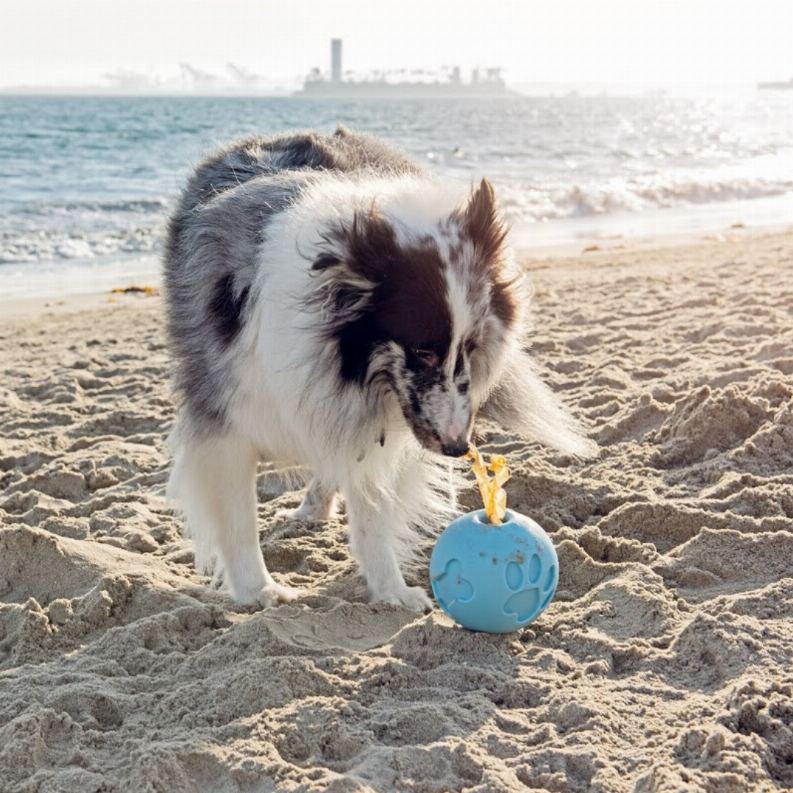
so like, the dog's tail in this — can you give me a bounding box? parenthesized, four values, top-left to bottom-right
(479, 349, 597, 458)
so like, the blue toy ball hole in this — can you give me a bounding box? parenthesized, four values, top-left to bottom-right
(505, 561, 523, 590)
(528, 554, 542, 585)
(435, 558, 474, 607)
(503, 587, 540, 623)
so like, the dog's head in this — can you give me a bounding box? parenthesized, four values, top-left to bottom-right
(309, 178, 523, 457)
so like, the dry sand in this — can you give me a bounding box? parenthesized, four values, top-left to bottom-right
(1, 230, 792, 793)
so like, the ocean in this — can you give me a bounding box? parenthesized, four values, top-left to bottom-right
(1, 92, 791, 298)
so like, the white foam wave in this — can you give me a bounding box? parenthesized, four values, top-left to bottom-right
(0, 226, 162, 265)
(497, 174, 793, 224)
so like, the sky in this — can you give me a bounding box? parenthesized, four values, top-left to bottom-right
(0, 0, 791, 91)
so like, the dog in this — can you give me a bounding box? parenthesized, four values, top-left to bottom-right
(164, 127, 593, 612)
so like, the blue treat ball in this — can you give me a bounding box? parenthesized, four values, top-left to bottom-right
(430, 509, 558, 634)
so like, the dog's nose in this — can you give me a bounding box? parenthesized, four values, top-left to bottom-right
(440, 438, 470, 457)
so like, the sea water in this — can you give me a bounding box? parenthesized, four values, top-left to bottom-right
(1, 92, 791, 299)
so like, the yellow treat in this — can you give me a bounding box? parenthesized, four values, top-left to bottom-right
(465, 444, 511, 526)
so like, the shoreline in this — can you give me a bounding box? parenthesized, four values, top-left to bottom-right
(514, 190, 793, 257)
(2, 213, 791, 320)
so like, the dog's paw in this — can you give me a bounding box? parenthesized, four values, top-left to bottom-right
(371, 585, 433, 613)
(277, 482, 339, 522)
(275, 502, 336, 522)
(256, 581, 302, 608)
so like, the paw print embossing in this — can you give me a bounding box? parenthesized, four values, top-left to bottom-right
(432, 558, 474, 613)
(503, 553, 556, 623)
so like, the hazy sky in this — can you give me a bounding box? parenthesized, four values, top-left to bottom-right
(1, 0, 791, 90)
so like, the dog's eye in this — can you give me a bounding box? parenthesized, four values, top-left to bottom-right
(413, 349, 439, 367)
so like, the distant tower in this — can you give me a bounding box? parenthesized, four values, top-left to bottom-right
(331, 39, 342, 83)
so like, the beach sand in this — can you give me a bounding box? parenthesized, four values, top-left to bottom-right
(1, 230, 792, 793)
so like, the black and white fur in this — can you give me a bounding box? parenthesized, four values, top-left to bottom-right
(164, 128, 594, 612)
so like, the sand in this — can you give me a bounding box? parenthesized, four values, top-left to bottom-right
(1, 230, 792, 793)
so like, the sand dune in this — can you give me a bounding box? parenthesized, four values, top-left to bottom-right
(1, 231, 792, 792)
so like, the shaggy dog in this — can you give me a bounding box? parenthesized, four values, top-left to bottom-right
(164, 127, 593, 611)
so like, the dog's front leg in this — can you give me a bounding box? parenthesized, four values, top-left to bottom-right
(345, 489, 432, 612)
(171, 431, 300, 608)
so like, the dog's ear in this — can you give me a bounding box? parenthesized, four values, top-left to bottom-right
(308, 209, 397, 322)
(461, 178, 520, 328)
(463, 178, 509, 263)
(312, 208, 397, 283)
(311, 252, 343, 271)
(339, 208, 398, 283)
